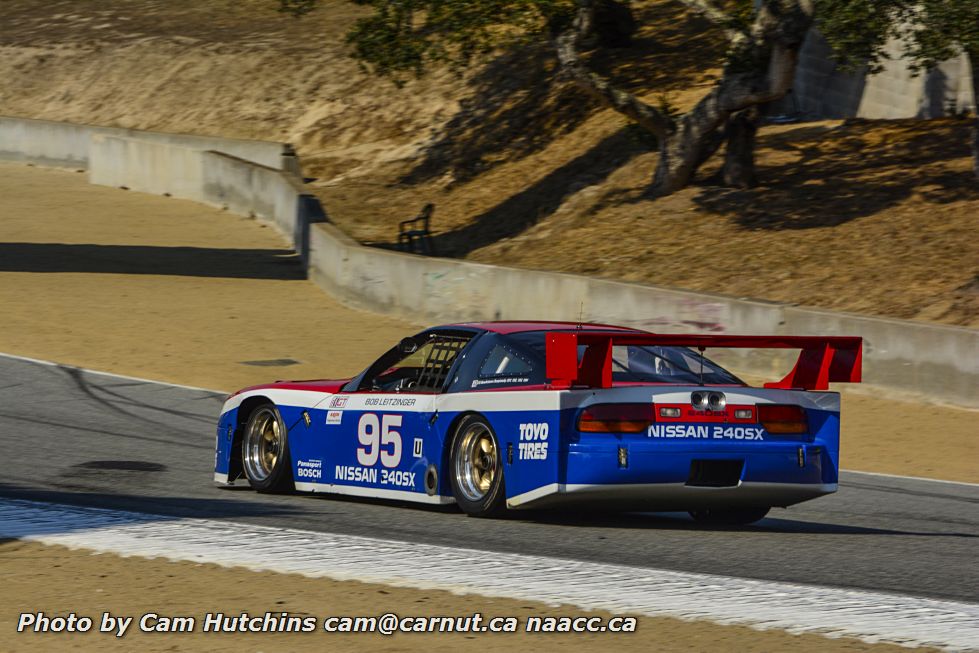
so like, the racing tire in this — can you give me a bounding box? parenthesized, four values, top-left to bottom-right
(241, 403, 294, 493)
(449, 415, 506, 517)
(689, 507, 770, 525)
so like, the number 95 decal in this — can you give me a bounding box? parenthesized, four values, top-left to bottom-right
(357, 413, 403, 468)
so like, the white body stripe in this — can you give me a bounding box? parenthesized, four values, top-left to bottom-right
(223, 388, 567, 416)
(222, 386, 837, 417)
(222, 388, 337, 413)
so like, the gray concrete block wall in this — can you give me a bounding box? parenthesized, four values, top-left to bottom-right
(792, 31, 975, 120)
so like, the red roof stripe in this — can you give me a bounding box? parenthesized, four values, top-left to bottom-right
(450, 320, 650, 335)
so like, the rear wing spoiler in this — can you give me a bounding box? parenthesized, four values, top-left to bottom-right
(545, 332, 862, 391)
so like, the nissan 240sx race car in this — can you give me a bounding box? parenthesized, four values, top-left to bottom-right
(214, 321, 862, 524)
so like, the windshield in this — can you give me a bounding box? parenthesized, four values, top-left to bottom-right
(506, 332, 744, 385)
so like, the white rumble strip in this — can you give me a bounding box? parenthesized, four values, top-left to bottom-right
(1, 499, 977, 651)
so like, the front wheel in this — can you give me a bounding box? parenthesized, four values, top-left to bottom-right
(241, 403, 293, 493)
(450, 415, 506, 517)
(689, 507, 770, 525)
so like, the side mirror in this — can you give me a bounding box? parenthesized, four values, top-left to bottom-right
(398, 337, 419, 355)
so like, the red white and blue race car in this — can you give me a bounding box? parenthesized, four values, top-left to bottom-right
(214, 322, 862, 524)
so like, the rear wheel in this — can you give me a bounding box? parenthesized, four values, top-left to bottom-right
(241, 403, 293, 493)
(689, 507, 770, 525)
(450, 415, 506, 517)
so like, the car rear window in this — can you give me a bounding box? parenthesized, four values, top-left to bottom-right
(507, 331, 743, 385)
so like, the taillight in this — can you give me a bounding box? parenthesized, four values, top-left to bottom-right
(758, 404, 808, 435)
(578, 403, 655, 433)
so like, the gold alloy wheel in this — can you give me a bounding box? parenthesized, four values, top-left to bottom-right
(454, 422, 498, 502)
(243, 407, 281, 483)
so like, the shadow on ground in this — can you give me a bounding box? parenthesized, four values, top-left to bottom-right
(517, 507, 977, 537)
(426, 127, 649, 256)
(0, 243, 304, 279)
(0, 484, 319, 535)
(694, 118, 979, 230)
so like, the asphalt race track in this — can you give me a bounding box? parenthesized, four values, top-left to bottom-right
(1, 354, 976, 603)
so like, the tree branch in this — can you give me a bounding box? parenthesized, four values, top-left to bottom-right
(552, 1, 671, 138)
(677, 0, 745, 41)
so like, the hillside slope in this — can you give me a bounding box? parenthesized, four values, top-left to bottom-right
(1, 0, 976, 327)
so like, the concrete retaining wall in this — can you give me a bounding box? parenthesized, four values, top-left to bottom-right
(82, 136, 325, 263)
(0, 115, 292, 170)
(308, 222, 978, 407)
(2, 116, 976, 406)
(90, 135, 206, 201)
(202, 152, 301, 238)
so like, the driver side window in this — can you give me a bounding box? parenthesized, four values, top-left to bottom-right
(373, 341, 437, 391)
(362, 334, 471, 393)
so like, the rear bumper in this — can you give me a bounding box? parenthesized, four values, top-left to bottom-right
(506, 441, 838, 510)
(507, 480, 837, 510)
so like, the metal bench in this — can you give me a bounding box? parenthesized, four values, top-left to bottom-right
(398, 203, 435, 255)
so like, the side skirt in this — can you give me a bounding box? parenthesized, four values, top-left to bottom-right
(294, 481, 456, 506)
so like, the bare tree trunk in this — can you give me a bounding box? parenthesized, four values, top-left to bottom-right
(722, 108, 759, 188)
(969, 50, 979, 181)
(649, 2, 812, 195)
(973, 114, 979, 181)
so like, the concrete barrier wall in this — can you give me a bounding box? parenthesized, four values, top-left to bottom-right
(3, 116, 976, 406)
(201, 152, 300, 237)
(90, 135, 205, 201)
(0, 115, 291, 170)
(307, 222, 978, 407)
(781, 307, 978, 406)
(84, 139, 323, 261)
(0, 117, 92, 168)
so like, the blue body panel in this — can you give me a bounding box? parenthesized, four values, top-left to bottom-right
(288, 403, 440, 495)
(562, 407, 839, 486)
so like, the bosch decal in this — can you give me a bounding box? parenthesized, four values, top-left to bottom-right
(296, 459, 323, 480)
